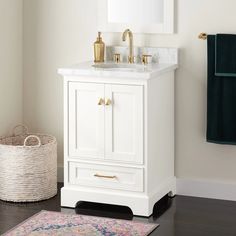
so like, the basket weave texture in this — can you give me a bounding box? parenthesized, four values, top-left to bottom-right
(0, 125, 57, 202)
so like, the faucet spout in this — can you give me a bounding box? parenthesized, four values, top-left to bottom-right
(122, 29, 134, 64)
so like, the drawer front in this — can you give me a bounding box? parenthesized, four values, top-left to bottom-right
(69, 162, 144, 192)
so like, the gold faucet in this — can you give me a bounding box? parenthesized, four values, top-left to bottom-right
(122, 29, 134, 64)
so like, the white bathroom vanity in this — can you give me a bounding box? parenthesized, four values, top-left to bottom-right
(58, 47, 178, 216)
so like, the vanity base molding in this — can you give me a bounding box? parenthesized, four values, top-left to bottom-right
(61, 177, 176, 217)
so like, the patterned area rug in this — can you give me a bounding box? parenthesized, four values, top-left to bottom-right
(3, 210, 158, 236)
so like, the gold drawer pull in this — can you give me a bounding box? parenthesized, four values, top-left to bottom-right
(98, 98, 104, 105)
(105, 98, 112, 106)
(94, 173, 117, 179)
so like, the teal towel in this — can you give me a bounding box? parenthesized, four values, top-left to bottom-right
(215, 34, 236, 77)
(207, 35, 236, 145)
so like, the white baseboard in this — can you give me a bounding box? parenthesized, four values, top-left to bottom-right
(177, 178, 236, 201)
(57, 165, 64, 183)
(57, 166, 236, 202)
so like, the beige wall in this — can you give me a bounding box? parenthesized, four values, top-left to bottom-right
(23, 0, 236, 182)
(0, 0, 23, 135)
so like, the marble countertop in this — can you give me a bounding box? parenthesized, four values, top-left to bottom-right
(58, 61, 178, 80)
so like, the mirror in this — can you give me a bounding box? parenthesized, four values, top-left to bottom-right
(98, 0, 174, 34)
(107, 0, 164, 25)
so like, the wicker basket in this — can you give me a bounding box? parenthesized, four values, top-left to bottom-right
(0, 125, 57, 202)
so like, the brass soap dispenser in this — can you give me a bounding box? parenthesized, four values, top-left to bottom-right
(94, 32, 105, 63)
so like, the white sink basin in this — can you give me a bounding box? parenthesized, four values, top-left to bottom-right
(92, 63, 146, 72)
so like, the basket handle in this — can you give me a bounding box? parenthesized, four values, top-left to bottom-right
(24, 135, 41, 147)
(13, 125, 29, 136)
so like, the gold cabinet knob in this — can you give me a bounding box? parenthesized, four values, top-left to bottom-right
(142, 54, 152, 65)
(98, 98, 104, 105)
(105, 98, 112, 106)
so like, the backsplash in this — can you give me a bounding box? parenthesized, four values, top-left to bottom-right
(106, 46, 178, 64)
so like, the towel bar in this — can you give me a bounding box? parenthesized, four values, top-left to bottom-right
(198, 33, 207, 40)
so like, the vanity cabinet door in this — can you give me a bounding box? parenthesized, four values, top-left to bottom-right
(68, 82, 105, 159)
(105, 84, 143, 164)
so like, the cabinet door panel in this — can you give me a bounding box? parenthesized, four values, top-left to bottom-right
(68, 82, 104, 159)
(105, 84, 143, 164)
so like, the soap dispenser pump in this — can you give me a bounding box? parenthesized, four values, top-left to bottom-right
(94, 32, 105, 63)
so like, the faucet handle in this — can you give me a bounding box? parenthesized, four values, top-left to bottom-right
(113, 53, 121, 63)
(142, 54, 152, 65)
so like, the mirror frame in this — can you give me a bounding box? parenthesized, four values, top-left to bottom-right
(97, 0, 174, 34)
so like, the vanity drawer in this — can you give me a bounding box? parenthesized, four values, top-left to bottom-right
(68, 162, 144, 192)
